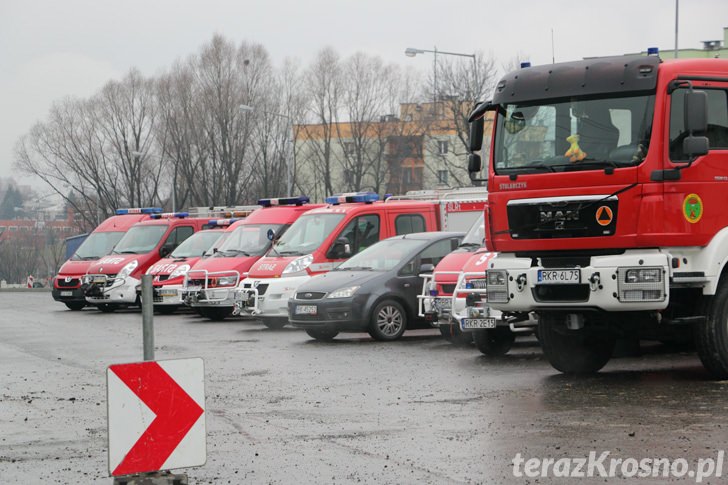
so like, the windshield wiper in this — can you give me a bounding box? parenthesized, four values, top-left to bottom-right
(507, 161, 557, 173)
(116, 250, 138, 254)
(459, 242, 480, 248)
(339, 266, 375, 271)
(277, 250, 303, 256)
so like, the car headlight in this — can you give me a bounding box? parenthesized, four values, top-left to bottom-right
(283, 254, 313, 275)
(169, 264, 191, 279)
(326, 286, 360, 299)
(118, 260, 139, 278)
(217, 275, 238, 287)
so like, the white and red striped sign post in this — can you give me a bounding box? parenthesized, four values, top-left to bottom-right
(107, 358, 206, 478)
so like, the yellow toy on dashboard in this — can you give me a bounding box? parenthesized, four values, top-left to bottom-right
(565, 134, 587, 162)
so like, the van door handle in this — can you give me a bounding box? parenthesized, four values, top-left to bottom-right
(404, 283, 411, 288)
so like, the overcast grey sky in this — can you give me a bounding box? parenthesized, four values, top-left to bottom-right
(1, 0, 726, 191)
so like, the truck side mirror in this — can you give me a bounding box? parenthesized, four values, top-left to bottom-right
(469, 116, 484, 152)
(467, 153, 482, 175)
(683, 90, 709, 158)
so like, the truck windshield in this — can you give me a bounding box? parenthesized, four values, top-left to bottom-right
(494, 93, 655, 175)
(460, 214, 485, 247)
(71, 231, 125, 260)
(112, 225, 168, 254)
(170, 231, 223, 258)
(273, 213, 345, 256)
(214, 224, 282, 257)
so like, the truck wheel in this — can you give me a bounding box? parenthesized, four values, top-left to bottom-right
(695, 281, 728, 379)
(473, 327, 515, 356)
(64, 302, 86, 311)
(368, 300, 407, 341)
(539, 313, 615, 374)
(262, 318, 288, 330)
(306, 329, 339, 341)
(97, 304, 118, 313)
(205, 307, 232, 321)
(439, 322, 473, 346)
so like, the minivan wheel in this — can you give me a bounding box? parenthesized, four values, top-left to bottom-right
(205, 307, 232, 321)
(306, 329, 339, 341)
(97, 304, 118, 313)
(64, 302, 86, 311)
(368, 300, 407, 341)
(439, 321, 473, 346)
(262, 318, 287, 330)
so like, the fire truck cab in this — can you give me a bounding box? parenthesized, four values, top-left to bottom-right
(52, 208, 160, 310)
(469, 54, 728, 377)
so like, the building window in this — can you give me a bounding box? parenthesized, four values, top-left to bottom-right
(343, 142, 356, 155)
(437, 140, 449, 155)
(437, 170, 449, 185)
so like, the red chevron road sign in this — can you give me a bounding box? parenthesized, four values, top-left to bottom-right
(107, 358, 206, 476)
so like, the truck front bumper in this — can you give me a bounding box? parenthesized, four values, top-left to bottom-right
(235, 275, 311, 318)
(84, 275, 141, 305)
(485, 250, 670, 313)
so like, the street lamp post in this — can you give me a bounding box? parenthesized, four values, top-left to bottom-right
(405, 47, 477, 115)
(239, 105, 294, 197)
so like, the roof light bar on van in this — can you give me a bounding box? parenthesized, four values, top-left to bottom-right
(325, 192, 379, 205)
(208, 218, 241, 226)
(150, 211, 190, 219)
(257, 196, 310, 207)
(222, 210, 254, 218)
(115, 207, 163, 215)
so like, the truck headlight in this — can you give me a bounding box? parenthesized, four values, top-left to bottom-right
(487, 270, 506, 286)
(217, 275, 237, 287)
(625, 268, 661, 283)
(118, 260, 138, 278)
(485, 269, 509, 303)
(327, 286, 360, 299)
(283, 254, 313, 275)
(169, 264, 191, 279)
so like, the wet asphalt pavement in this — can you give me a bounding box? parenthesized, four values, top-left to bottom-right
(1, 292, 728, 484)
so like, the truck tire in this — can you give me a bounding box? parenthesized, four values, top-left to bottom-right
(439, 321, 473, 346)
(473, 327, 515, 356)
(64, 302, 86, 311)
(155, 305, 178, 315)
(97, 304, 118, 313)
(539, 313, 615, 375)
(695, 281, 728, 379)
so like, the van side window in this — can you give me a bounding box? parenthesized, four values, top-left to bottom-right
(165, 226, 194, 248)
(670, 88, 728, 160)
(395, 214, 426, 235)
(337, 215, 380, 254)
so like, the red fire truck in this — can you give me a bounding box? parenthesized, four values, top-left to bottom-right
(83, 211, 212, 311)
(181, 196, 323, 321)
(52, 208, 161, 310)
(469, 53, 728, 377)
(237, 190, 485, 329)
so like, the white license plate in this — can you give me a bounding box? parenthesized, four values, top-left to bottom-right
(295, 305, 318, 315)
(91, 276, 107, 283)
(60, 291, 73, 297)
(538, 269, 581, 284)
(460, 318, 497, 329)
(185, 286, 201, 292)
(159, 290, 178, 297)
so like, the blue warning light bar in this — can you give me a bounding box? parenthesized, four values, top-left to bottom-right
(325, 192, 379, 205)
(115, 207, 163, 215)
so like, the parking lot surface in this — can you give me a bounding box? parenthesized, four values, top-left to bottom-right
(2, 292, 728, 484)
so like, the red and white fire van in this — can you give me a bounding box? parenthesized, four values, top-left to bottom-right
(52, 208, 161, 311)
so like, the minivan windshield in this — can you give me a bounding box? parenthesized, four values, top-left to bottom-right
(273, 213, 345, 256)
(170, 230, 223, 258)
(214, 224, 282, 257)
(336, 238, 422, 272)
(71, 231, 125, 260)
(460, 214, 485, 247)
(112, 225, 168, 254)
(494, 93, 655, 175)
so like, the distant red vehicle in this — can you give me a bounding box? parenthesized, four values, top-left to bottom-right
(83, 211, 212, 312)
(52, 208, 161, 311)
(146, 222, 234, 314)
(181, 196, 323, 321)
